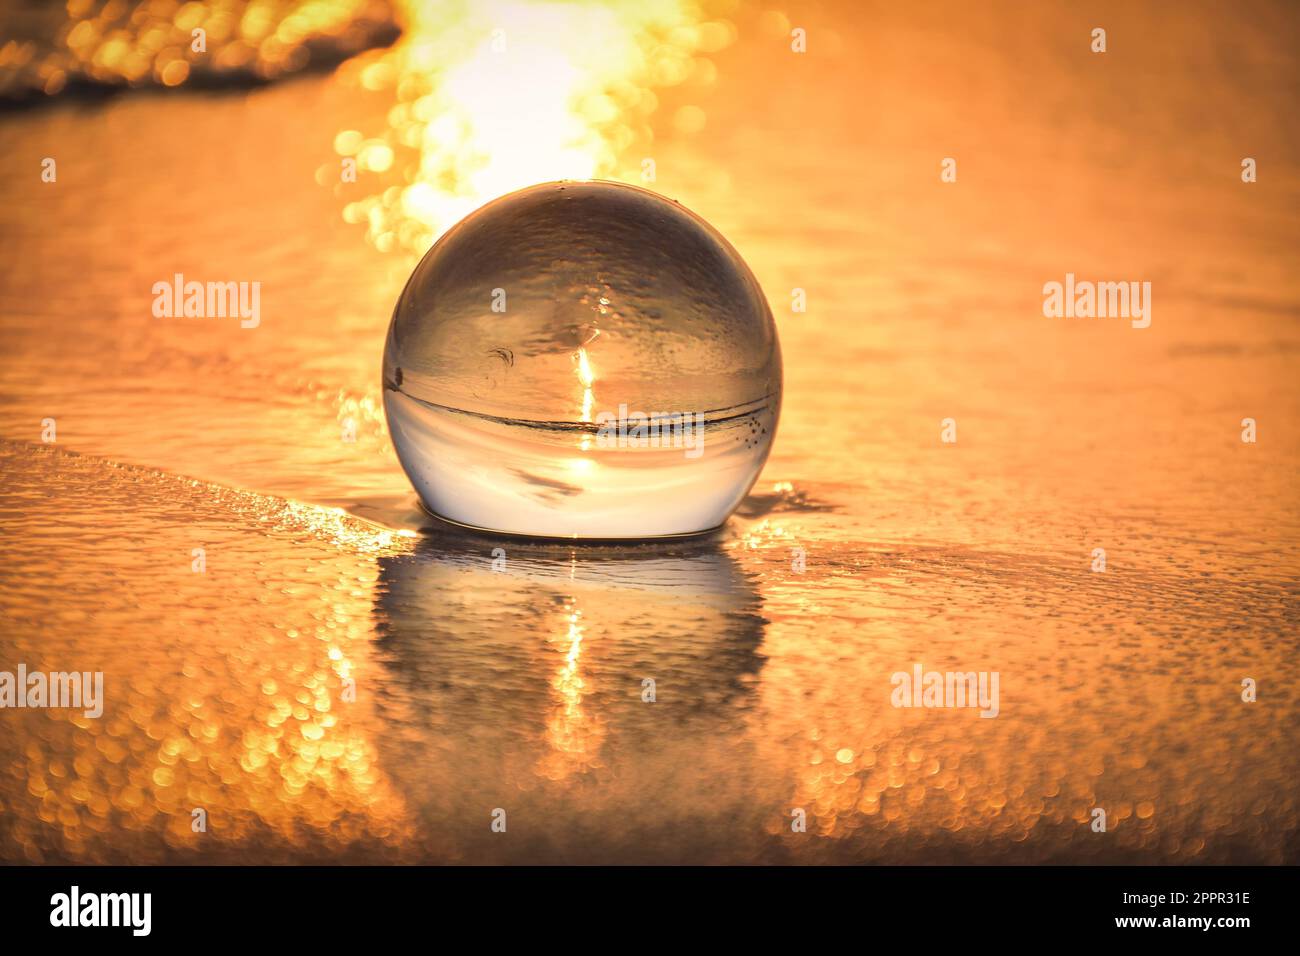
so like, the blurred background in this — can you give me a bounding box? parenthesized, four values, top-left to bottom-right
(0, 0, 1297, 863)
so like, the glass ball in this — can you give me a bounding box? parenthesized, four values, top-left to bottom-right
(382, 180, 782, 539)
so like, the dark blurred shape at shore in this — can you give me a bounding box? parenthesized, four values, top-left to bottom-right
(0, 0, 400, 106)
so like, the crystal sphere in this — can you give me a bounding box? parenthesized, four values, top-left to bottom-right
(382, 180, 782, 539)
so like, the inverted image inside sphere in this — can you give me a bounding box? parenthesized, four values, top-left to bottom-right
(383, 180, 781, 421)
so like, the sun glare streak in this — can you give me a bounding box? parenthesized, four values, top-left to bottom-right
(539, 600, 606, 780)
(575, 345, 596, 424)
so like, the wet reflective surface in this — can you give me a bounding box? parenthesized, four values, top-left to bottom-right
(0, 0, 1297, 863)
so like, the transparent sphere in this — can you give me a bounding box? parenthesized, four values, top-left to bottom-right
(382, 181, 782, 539)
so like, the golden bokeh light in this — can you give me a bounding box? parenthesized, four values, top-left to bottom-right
(0, 0, 399, 99)
(334, 0, 730, 252)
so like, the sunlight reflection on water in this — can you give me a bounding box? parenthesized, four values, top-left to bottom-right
(331, 0, 728, 252)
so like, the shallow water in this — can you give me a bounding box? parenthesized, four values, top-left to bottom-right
(0, 0, 1297, 863)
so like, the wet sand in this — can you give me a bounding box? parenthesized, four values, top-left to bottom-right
(0, 0, 1297, 863)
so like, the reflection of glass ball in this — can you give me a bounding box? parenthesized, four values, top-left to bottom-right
(382, 181, 782, 539)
